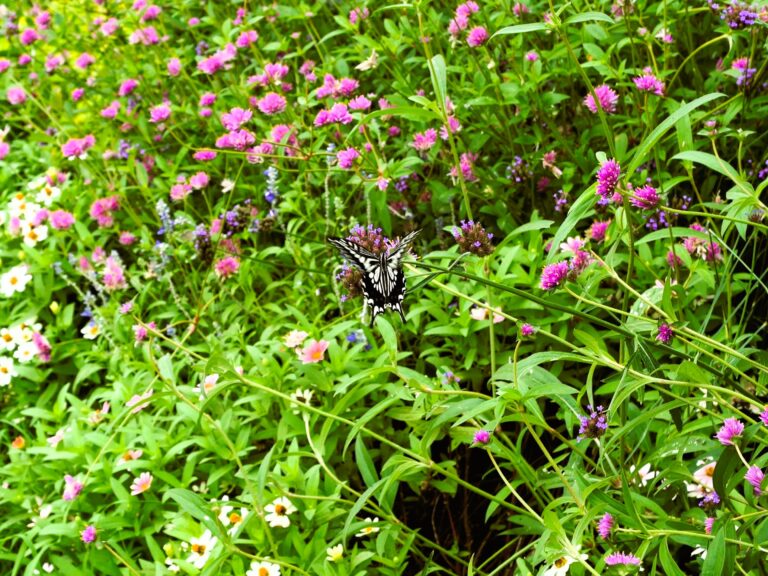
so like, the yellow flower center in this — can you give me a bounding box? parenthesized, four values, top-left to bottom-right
(258, 568, 269, 576)
(10, 277, 18, 286)
(2, 334, 12, 343)
(191, 543, 206, 555)
(0, 366, 8, 374)
(554, 557, 567, 568)
(274, 504, 286, 515)
(229, 512, 242, 524)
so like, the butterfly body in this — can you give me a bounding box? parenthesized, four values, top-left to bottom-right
(329, 230, 420, 327)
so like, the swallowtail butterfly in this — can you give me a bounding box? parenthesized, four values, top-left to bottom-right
(329, 229, 421, 327)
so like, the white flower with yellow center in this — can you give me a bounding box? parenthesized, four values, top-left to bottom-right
(264, 496, 297, 528)
(0, 356, 16, 386)
(35, 183, 61, 206)
(0, 265, 32, 297)
(218, 496, 249, 535)
(326, 544, 344, 562)
(543, 545, 588, 576)
(81, 321, 102, 340)
(355, 517, 381, 538)
(187, 530, 217, 569)
(0, 328, 16, 352)
(21, 223, 48, 247)
(13, 341, 36, 363)
(246, 559, 281, 576)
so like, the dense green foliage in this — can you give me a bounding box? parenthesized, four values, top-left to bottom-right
(1, 0, 768, 575)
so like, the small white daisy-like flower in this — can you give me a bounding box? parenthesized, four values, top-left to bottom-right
(355, 517, 381, 537)
(289, 388, 314, 414)
(21, 223, 48, 248)
(326, 543, 344, 562)
(0, 328, 16, 352)
(542, 545, 588, 576)
(221, 179, 235, 194)
(0, 356, 16, 386)
(13, 340, 37, 363)
(165, 557, 180, 573)
(246, 560, 281, 576)
(264, 496, 297, 528)
(629, 462, 658, 487)
(130, 471, 153, 496)
(81, 321, 101, 340)
(218, 496, 249, 535)
(0, 264, 33, 297)
(187, 530, 217, 569)
(35, 183, 61, 206)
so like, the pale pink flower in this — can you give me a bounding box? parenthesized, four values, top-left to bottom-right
(126, 389, 153, 413)
(130, 471, 153, 495)
(299, 339, 330, 364)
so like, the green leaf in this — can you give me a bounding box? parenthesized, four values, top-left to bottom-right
(430, 54, 447, 112)
(702, 526, 727, 576)
(165, 488, 227, 542)
(546, 182, 596, 264)
(672, 150, 753, 193)
(355, 438, 380, 489)
(491, 23, 548, 38)
(659, 537, 687, 576)
(713, 446, 739, 509)
(628, 93, 725, 175)
(565, 11, 615, 24)
(157, 354, 175, 385)
(375, 315, 397, 360)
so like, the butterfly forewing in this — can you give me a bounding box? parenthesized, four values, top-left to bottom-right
(329, 229, 420, 326)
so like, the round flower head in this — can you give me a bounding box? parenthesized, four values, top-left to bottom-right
(584, 84, 618, 114)
(81, 525, 97, 544)
(539, 261, 569, 290)
(704, 517, 715, 534)
(597, 512, 614, 539)
(453, 220, 494, 256)
(596, 159, 621, 201)
(630, 184, 660, 210)
(473, 429, 491, 445)
(656, 323, 673, 344)
(745, 466, 764, 495)
(605, 552, 641, 566)
(578, 404, 608, 441)
(715, 418, 744, 446)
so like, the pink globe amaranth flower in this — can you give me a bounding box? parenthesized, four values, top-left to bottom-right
(81, 525, 97, 544)
(630, 184, 660, 209)
(215, 256, 240, 278)
(299, 339, 330, 364)
(526, 50, 539, 61)
(167, 57, 182, 76)
(715, 418, 744, 446)
(189, 171, 209, 189)
(520, 323, 536, 337)
(118, 78, 139, 97)
(597, 512, 614, 539)
(348, 95, 372, 110)
(745, 466, 764, 495)
(193, 150, 217, 162)
(656, 323, 673, 344)
(760, 407, 768, 427)
(50, 210, 75, 230)
(588, 220, 610, 242)
(188, 17, 200, 26)
(200, 93, 217, 107)
(596, 159, 621, 200)
(100, 100, 120, 119)
(0, 141, 9, 160)
(103, 256, 127, 291)
(149, 103, 171, 123)
(142, 4, 161, 20)
(133, 324, 148, 342)
(7, 86, 26, 105)
(472, 429, 491, 445)
(466, 26, 489, 47)
(20, 28, 42, 46)
(100, 17, 119, 36)
(32, 332, 51, 362)
(336, 147, 360, 170)
(63, 475, 84, 501)
(0, 58, 11, 73)
(605, 552, 641, 566)
(221, 107, 252, 131)
(128, 26, 160, 45)
(61, 135, 96, 160)
(540, 261, 569, 290)
(19, 54, 33, 66)
(75, 52, 96, 69)
(258, 92, 287, 115)
(89, 195, 120, 227)
(583, 84, 619, 114)
(119, 231, 137, 245)
(704, 517, 715, 535)
(412, 128, 438, 151)
(236, 30, 259, 47)
(633, 69, 665, 96)
(440, 116, 462, 140)
(666, 250, 683, 268)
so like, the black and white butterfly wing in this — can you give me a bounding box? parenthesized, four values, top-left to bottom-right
(329, 229, 421, 327)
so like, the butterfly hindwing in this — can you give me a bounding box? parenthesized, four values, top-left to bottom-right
(329, 230, 420, 326)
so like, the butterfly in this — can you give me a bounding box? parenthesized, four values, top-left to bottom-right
(329, 229, 421, 327)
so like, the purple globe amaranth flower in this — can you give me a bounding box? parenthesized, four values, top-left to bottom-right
(453, 220, 494, 256)
(473, 429, 491, 445)
(540, 261, 569, 290)
(466, 26, 489, 47)
(584, 84, 619, 114)
(633, 68, 665, 96)
(597, 512, 614, 539)
(666, 250, 683, 269)
(656, 323, 673, 344)
(745, 466, 764, 495)
(760, 407, 768, 427)
(715, 418, 744, 446)
(704, 517, 715, 534)
(605, 552, 642, 566)
(630, 184, 660, 209)
(588, 220, 610, 243)
(578, 404, 608, 441)
(596, 159, 621, 201)
(81, 525, 97, 544)
(336, 147, 360, 170)
(520, 323, 536, 337)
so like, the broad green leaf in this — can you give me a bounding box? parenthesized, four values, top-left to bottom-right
(491, 23, 548, 38)
(565, 11, 615, 24)
(702, 526, 727, 576)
